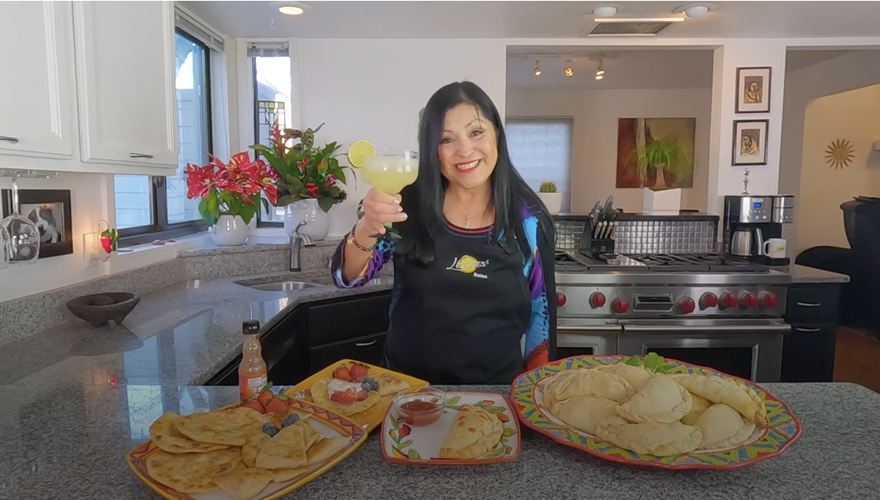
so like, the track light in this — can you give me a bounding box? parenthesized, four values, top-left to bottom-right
(564, 60, 574, 77)
(534, 60, 542, 76)
(596, 59, 605, 80)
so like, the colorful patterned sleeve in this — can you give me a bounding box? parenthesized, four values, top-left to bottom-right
(331, 236, 396, 288)
(524, 244, 551, 370)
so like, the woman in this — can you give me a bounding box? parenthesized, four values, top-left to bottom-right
(331, 81, 556, 385)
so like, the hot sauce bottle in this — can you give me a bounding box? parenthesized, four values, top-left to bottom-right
(239, 320, 268, 399)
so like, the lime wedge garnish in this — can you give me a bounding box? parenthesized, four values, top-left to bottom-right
(347, 140, 376, 169)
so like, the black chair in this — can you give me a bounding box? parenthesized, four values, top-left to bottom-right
(796, 197, 880, 333)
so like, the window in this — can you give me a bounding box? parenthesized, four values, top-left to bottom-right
(251, 43, 292, 226)
(505, 117, 573, 213)
(114, 30, 213, 243)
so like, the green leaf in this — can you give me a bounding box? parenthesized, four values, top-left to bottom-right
(237, 196, 259, 225)
(407, 449, 420, 460)
(445, 396, 461, 405)
(486, 406, 505, 414)
(625, 356, 642, 367)
(276, 194, 298, 206)
(643, 352, 667, 373)
(399, 439, 413, 448)
(317, 196, 334, 213)
(251, 144, 268, 151)
(502, 427, 517, 438)
(260, 149, 290, 177)
(485, 448, 505, 458)
(390, 415, 398, 429)
(229, 194, 243, 215)
(205, 188, 220, 222)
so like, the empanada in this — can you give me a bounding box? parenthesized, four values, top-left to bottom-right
(596, 363, 654, 391)
(595, 422, 703, 456)
(552, 395, 628, 435)
(693, 403, 756, 450)
(439, 405, 503, 459)
(671, 374, 767, 425)
(544, 369, 634, 411)
(616, 375, 693, 424)
(680, 392, 712, 426)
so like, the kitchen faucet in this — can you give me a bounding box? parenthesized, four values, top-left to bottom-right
(289, 220, 315, 272)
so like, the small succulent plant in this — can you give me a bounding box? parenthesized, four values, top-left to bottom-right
(539, 181, 557, 193)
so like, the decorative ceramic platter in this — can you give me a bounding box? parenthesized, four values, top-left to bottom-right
(126, 399, 367, 500)
(380, 391, 521, 465)
(511, 355, 802, 470)
(283, 359, 429, 433)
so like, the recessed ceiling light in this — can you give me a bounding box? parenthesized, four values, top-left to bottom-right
(592, 4, 624, 18)
(673, 3, 718, 19)
(269, 2, 313, 16)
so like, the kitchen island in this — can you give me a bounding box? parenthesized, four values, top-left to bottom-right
(1, 382, 877, 500)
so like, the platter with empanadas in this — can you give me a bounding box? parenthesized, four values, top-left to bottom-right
(380, 391, 521, 465)
(126, 396, 367, 500)
(511, 355, 802, 470)
(284, 359, 428, 432)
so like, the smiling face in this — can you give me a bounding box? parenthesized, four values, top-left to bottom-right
(437, 103, 498, 192)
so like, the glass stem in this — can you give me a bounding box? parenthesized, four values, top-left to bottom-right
(10, 177, 20, 215)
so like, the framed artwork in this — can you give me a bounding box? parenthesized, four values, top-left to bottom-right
(616, 117, 696, 189)
(735, 67, 772, 113)
(1, 189, 73, 258)
(732, 120, 769, 166)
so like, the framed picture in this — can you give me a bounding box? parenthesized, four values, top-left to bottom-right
(732, 119, 769, 166)
(1, 189, 73, 258)
(735, 67, 772, 113)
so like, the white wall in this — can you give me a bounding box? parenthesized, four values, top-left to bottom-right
(507, 88, 711, 214)
(796, 84, 880, 254)
(296, 38, 508, 237)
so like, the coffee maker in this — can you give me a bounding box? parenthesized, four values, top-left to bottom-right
(723, 195, 794, 265)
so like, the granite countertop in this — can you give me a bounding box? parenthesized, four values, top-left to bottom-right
(1, 382, 878, 500)
(788, 264, 851, 284)
(0, 269, 392, 390)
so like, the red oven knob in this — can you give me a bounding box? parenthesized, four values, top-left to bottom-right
(741, 292, 758, 309)
(760, 292, 778, 309)
(700, 292, 719, 309)
(590, 292, 606, 309)
(720, 293, 738, 309)
(556, 292, 566, 307)
(678, 297, 696, 314)
(612, 298, 629, 314)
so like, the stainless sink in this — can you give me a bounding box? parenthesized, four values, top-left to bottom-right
(245, 281, 321, 292)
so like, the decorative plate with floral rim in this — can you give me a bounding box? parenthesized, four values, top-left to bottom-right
(126, 399, 367, 500)
(510, 355, 802, 470)
(380, 391, 521, 465)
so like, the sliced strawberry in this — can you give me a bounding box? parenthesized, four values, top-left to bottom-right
(330, 392, 347, 404)
(241, 399, 266, 414)
(257, 390, 274, 408)
(349, 364, 369, 382)
(332, 366, 353, 381)
(354, 389, 369, 402)
(264, 398, 289, 413)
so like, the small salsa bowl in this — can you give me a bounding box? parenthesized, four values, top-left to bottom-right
(392, 387, 446, 427)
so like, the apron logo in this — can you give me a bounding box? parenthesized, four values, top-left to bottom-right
(446, 255, 489, 279)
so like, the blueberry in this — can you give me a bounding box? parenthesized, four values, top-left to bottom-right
(262, 422, 278, 436)
(282, 413, 300, 428)
(362, 377, 379, 392)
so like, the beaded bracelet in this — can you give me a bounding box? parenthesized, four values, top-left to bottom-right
(347, 227, 376, 253)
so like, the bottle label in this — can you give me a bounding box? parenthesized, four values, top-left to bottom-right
(240, 375, 267, 400)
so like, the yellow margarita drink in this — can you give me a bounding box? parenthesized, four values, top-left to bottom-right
(362, 151, 419, 194)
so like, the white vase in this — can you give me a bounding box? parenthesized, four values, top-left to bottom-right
(284, 199, 330, 241)
(210, 215, 250, 246)
(538, 192, 564, 215)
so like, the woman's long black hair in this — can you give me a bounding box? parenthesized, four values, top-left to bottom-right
(396, 81, 554, 266)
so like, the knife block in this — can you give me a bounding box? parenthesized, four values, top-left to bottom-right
(578, 221, 615, 259)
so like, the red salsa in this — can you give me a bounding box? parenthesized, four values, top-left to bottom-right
(401, 401, 435, 412)
(399, 399, 442, 426)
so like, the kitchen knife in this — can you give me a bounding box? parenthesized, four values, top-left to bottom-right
(590, 200, 602, 227)
(602, 196, 614, 221)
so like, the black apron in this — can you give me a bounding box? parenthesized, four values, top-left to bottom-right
(384, 225, 531, 385)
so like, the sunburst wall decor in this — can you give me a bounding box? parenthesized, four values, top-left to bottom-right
(825, 139, 855, 169)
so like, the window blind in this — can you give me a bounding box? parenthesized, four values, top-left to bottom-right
(247, 42, 289, 58)
(174, 7, 224, 52)
(506, 117, 573, 213)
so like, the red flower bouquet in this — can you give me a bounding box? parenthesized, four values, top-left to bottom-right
(185, 152, 279, 226)
(251, 123, 353, 213)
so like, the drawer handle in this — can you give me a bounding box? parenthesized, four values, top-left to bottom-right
(795, 327, 822, 332)
(796, 302, 822, 307)
(355, 339, 378, 347)
(129, 152, 154, 159)
(0, 135, 20, 144)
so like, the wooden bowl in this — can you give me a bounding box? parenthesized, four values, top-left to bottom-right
(66, 292, 140, 327)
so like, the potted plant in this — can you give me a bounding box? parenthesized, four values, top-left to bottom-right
(185, 152, 278, 246)
(537, 181, 563, 215)
(629, 139, 693, 188)
(251, 123, 352, 240)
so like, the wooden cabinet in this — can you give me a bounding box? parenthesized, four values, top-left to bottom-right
(782, 283, 841, 382)
(0, 2, 75, 159)
(72, 1, 178, 170)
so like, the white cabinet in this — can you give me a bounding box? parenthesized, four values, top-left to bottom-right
(0, 2, 75, 159)
(73, 1, 178, 170)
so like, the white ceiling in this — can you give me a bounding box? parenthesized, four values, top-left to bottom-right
(507, 48, 714, 89)
(181, 1, 880, 39)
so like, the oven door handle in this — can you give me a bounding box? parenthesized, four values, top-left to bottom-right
(623, 324, 791, 334)
(558, 325, 622, 333)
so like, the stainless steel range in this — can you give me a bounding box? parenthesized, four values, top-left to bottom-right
(554, 251, 791, 382)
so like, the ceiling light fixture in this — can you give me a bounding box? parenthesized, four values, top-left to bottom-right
(268, 2, 313, 16)
(592, 6, 619, 18)
(564, 60, 574, 77)
(596, 59, 605, 80)
(534, 60, 542, 76)
(673, 3, 718, 18)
